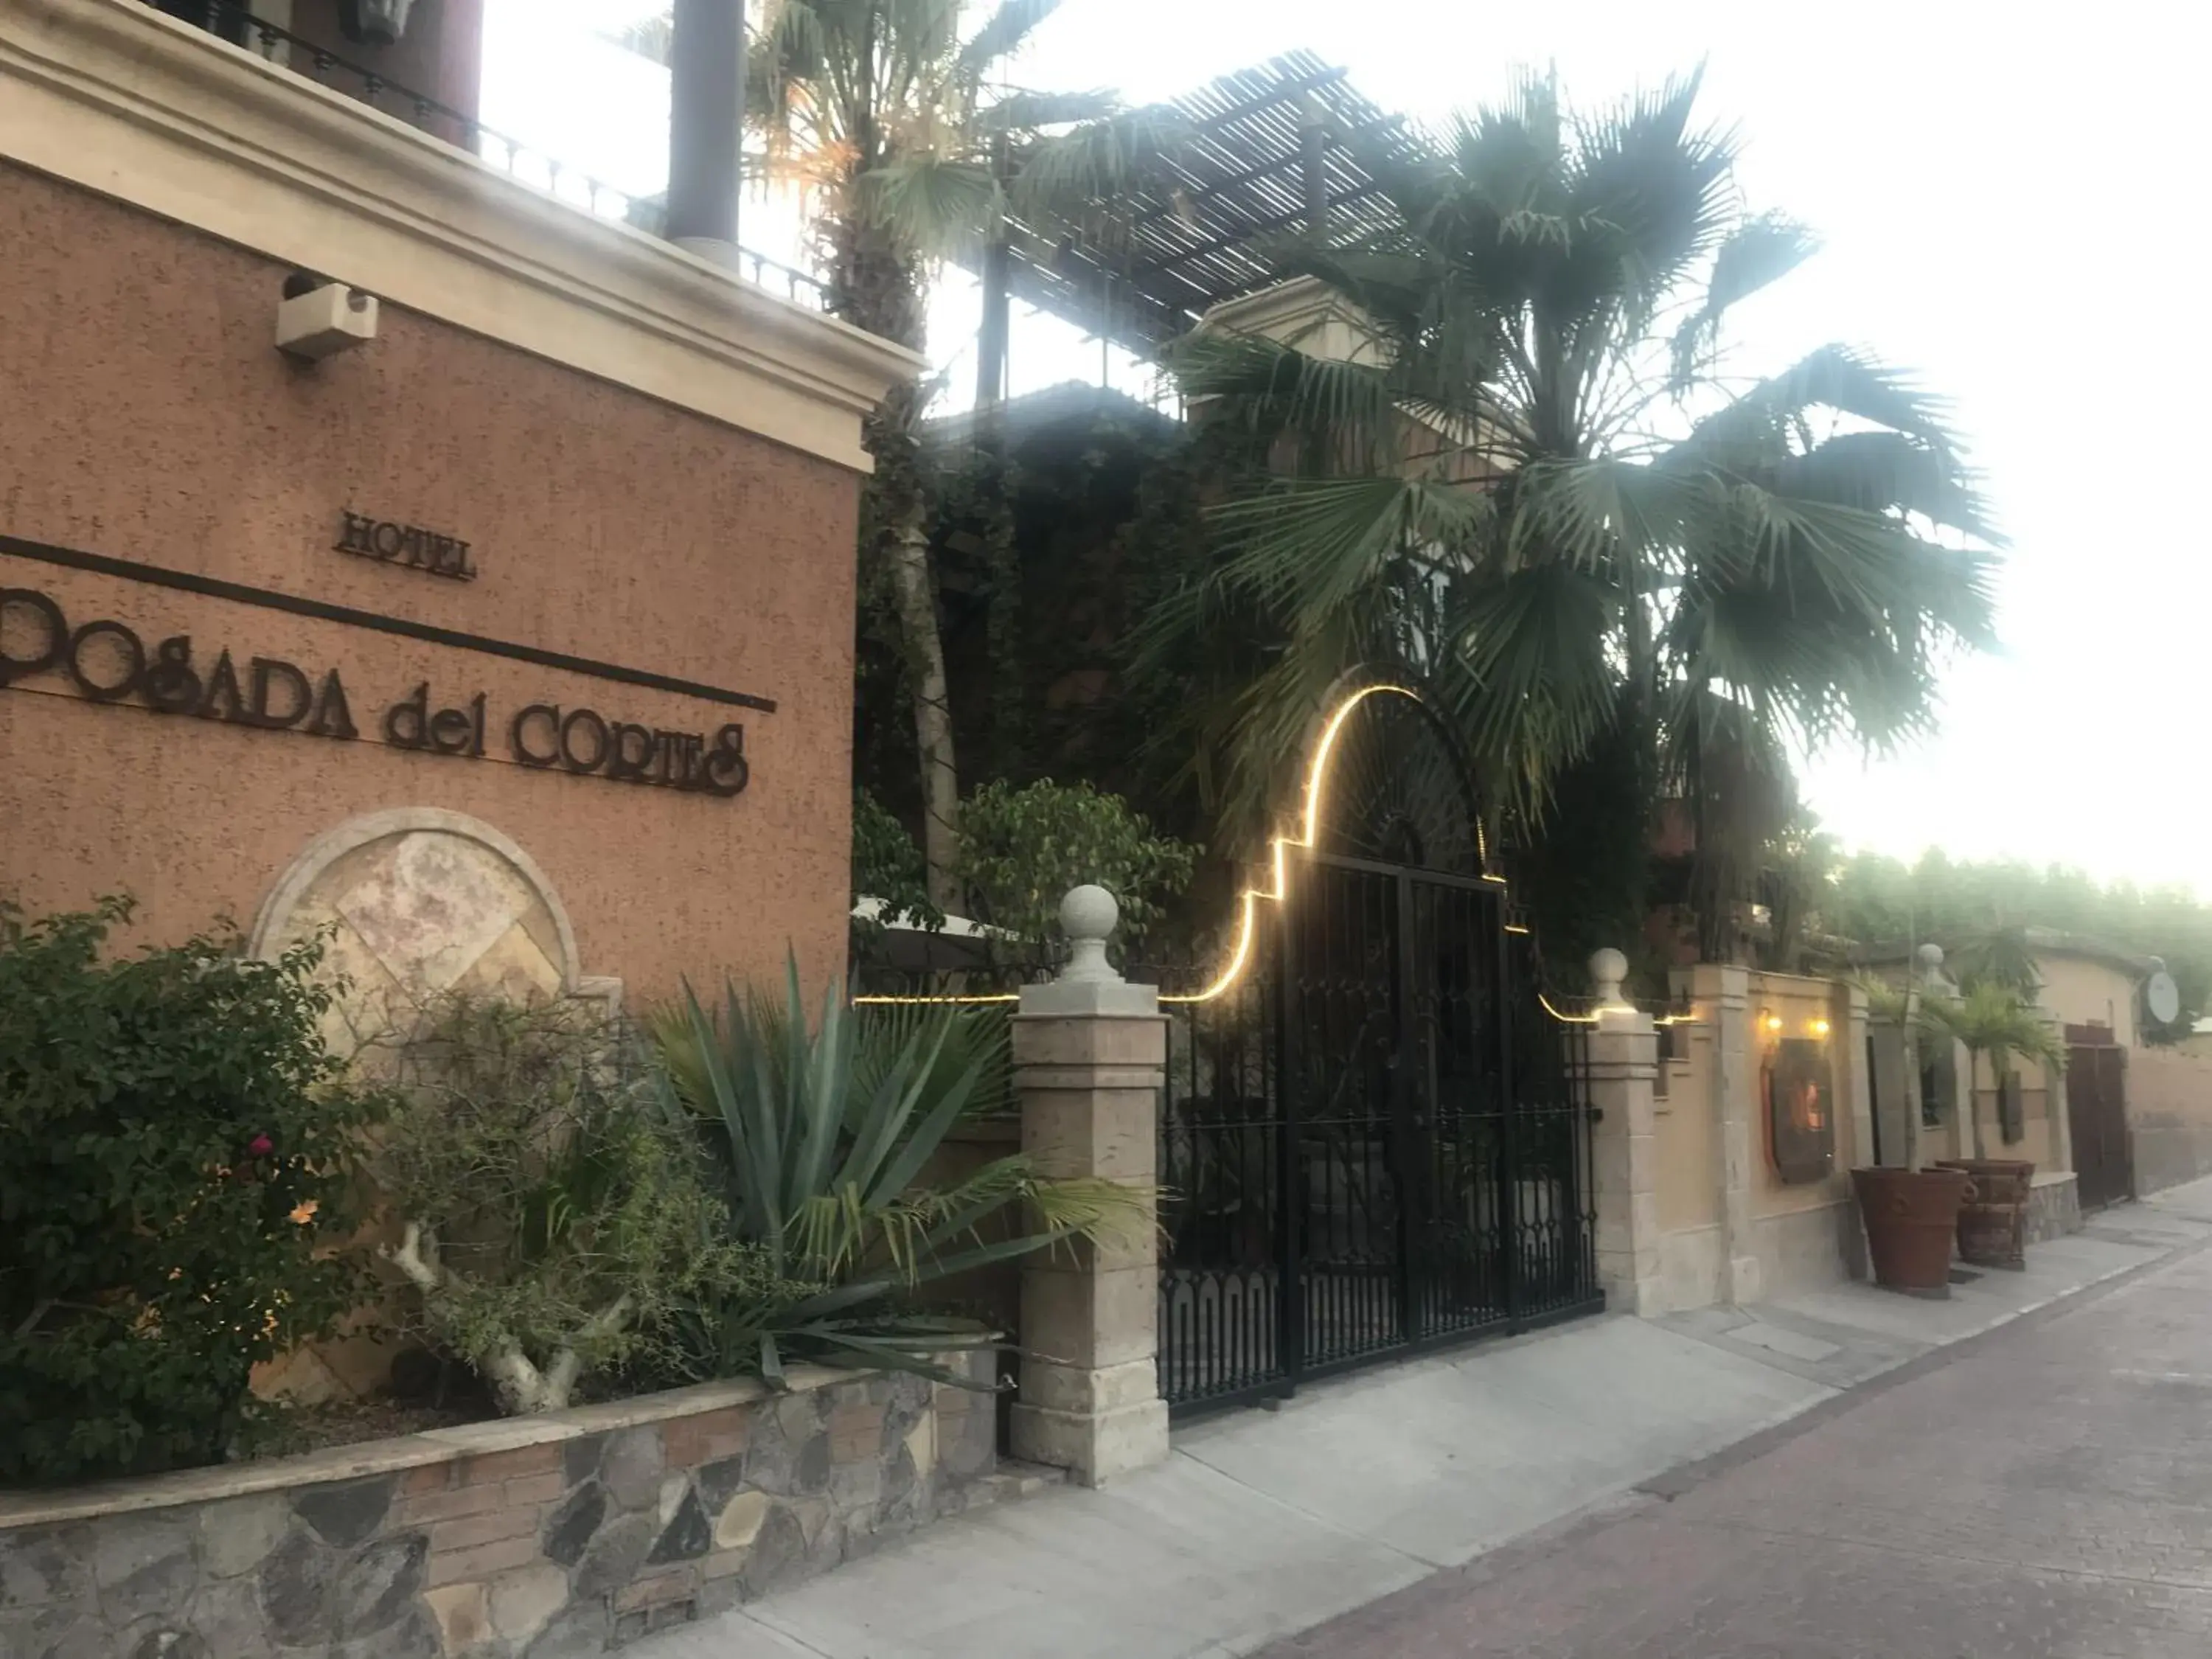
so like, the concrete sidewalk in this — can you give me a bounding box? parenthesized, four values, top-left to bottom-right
(643, 1180, 2212, 1659)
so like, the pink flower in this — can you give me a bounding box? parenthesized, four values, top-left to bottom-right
(247, 1134, 274, 1158)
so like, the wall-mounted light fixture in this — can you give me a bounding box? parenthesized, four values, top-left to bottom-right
(1761, 1009, 1784, 1037)
(339, 0, 418, 46)
(1809, 1016, 1832, 1040)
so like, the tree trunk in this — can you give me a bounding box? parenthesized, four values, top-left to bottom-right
(830, 210, 961, 911)
(887, 477, 962, 911)
(1969, 1050, 1989, 1160)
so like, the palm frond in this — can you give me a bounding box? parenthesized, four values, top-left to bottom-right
(855, 153, 999, 252)
(979, 86, 1120, 133)
(1680, 344, 1961, 459)
(1670, 212, 1820, 388)
(1007, 104, 1192, 222)
(954, 0, 1063, 79)
(1209, 475, 1492, 623)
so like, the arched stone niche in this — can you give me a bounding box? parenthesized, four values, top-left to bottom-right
(249, 807, 620, 1057)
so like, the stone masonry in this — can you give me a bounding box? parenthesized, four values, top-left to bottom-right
(0, 1358, 998, 1658)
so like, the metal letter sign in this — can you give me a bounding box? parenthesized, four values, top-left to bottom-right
(1, 581, 751, 799)
(335, 510, 478, 580)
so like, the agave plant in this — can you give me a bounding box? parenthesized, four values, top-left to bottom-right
(650, 962, 1145, 1382)
(1917, 982, 2067, 1161)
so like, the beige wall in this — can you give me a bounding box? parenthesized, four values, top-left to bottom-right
(1653, 971, 1869, 1310)
(1655, 1037, 1720, 1234)
(2036, 953, 2138, 1046)
(2127, 1046, 2212, 1193)
(0, 162, 858, 1009)
(1745, 972, 1860, 1220)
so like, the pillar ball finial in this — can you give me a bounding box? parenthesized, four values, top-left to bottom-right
(1590, 947, 1630, 1010)
(1058, 886, 1124, 987)
(1061, 884, 1119, 944)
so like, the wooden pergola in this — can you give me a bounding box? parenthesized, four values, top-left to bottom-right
(975, 51, 1416, 397)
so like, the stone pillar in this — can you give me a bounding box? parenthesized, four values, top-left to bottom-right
(1837, 980, 1873, 1172)
(1007, 887, 1170, 1487)
(1835, 978, 1873, 1278)
(2045, 1009, 2076, 1175)
(1586, 950, 1663, 1315)
(1691, 962, 1761, 1304)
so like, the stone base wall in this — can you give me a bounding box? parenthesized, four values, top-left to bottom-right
(2025, 1172, 2084, 1245)
(1750, 1199, 1866, 1300)
(1655, 1225, 1726, 1315)
(0, 1360, 997, 1657)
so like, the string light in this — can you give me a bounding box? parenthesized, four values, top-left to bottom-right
(860, 682, 1544, 1011)
(1160, 683, 1423, 1004)
(851, 992, 1020, 1006)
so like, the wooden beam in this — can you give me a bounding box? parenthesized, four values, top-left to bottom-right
(1133, 181, 1385, 275)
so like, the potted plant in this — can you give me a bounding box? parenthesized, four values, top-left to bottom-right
(1850, 964, 1975, 1296)
(1919, 982, 2067, 1269)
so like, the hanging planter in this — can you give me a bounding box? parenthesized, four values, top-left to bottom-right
(338, 0, 419, 46)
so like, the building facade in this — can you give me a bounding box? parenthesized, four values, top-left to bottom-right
(1, 0, 915, 1023)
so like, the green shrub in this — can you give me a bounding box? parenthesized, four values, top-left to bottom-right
(852, 787, 945, 936)
(0, 898, 385, 1484)
(954, 778, 1197, 946)
(373, 996, 771, 1414)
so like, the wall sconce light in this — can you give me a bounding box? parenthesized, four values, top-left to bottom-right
(1809, 1016, 1832, 1040)
(276, 271, 378, 361)
(339, 0, 419, 46)
(1761, 1009, 1784, 1037)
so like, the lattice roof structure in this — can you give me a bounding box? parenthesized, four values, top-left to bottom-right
(995, 51, 1416, 356)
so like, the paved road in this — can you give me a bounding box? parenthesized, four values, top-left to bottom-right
(1261, 1242, 2212, 1659)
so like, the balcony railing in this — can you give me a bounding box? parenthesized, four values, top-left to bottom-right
(147, 1, 830, 310)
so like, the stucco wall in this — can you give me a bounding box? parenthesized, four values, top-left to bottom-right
(2037, 953, 2138, 1048)
(0, 163, 858, 1008)
(1654, 972, 1871, 1310)
(1743, 973, 1863, 1297)
(2126, 1046, 2212, 1194)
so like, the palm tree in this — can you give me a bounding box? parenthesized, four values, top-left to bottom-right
(1155, 72, 2000, 951)
(625, 1, 1171, 907)
(1918, 981, 2067, 1161)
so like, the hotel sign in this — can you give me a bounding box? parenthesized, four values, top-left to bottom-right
(0, 583, 749, 798)
(335, 510, 478, 582)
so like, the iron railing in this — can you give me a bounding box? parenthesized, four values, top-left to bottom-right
(150, 1, 831, 310)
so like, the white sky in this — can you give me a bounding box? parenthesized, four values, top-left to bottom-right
(481, 1, 2207, 893)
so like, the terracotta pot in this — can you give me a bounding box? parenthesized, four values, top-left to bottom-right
(1852, 1166, 1974, 1295)
(1935, 1158, 2036, 1270)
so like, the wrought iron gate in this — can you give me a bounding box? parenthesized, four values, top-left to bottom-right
(1155, 690, 1601, 1416)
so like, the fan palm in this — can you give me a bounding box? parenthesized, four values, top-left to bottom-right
(1918, 981, 2067, 1161)
(1156, 72, 2000, 951)
(622, 1, 1173, 906)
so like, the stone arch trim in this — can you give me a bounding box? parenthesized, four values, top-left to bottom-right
(248, 806, 584, 989)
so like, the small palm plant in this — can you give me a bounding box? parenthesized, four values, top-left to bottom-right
(1917, 983, 2067, 1161)
(651, 963, 1146, 1382)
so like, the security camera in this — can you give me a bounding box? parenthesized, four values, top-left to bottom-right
(276, 270, 378, 361)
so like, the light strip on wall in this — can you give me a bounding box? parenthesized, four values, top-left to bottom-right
(1157, 682, 1424, 1005)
